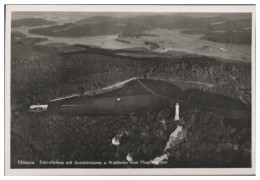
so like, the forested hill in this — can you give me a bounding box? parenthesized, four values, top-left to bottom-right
(11, 18, 57, 27)
(27, 14, 252, 44)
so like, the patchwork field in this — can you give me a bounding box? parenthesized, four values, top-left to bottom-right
(12, 16, 251, 62)
(120, 28, 251, 62)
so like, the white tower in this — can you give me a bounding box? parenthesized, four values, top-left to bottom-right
(174, 103, 180, 121)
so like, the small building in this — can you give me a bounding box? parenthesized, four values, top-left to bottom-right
(28, 104, 48, 112)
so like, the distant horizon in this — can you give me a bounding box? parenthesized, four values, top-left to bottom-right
(12, 11, 251, 21)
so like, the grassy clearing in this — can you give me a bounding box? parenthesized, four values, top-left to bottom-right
(59, 95, 169, 115)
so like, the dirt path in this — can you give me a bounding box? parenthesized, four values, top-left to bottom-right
(49, 77, 138, 102)
(101, 77, 138, 91)
(170, 79, 216, 88)
(137, 80, 157, 95)
(49, 94, 80, 102)
(164, 29, 191, 41)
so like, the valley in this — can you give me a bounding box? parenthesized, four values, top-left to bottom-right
(10, 12, 252, 168)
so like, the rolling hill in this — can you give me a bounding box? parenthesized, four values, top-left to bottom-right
(12, 18, 57, 27)
(27, 14, 251, 42)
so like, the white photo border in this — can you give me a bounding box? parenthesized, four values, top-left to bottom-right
(4, 4, 256, 176)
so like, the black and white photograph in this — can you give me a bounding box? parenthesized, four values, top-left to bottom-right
(4, 5, 255, 175)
